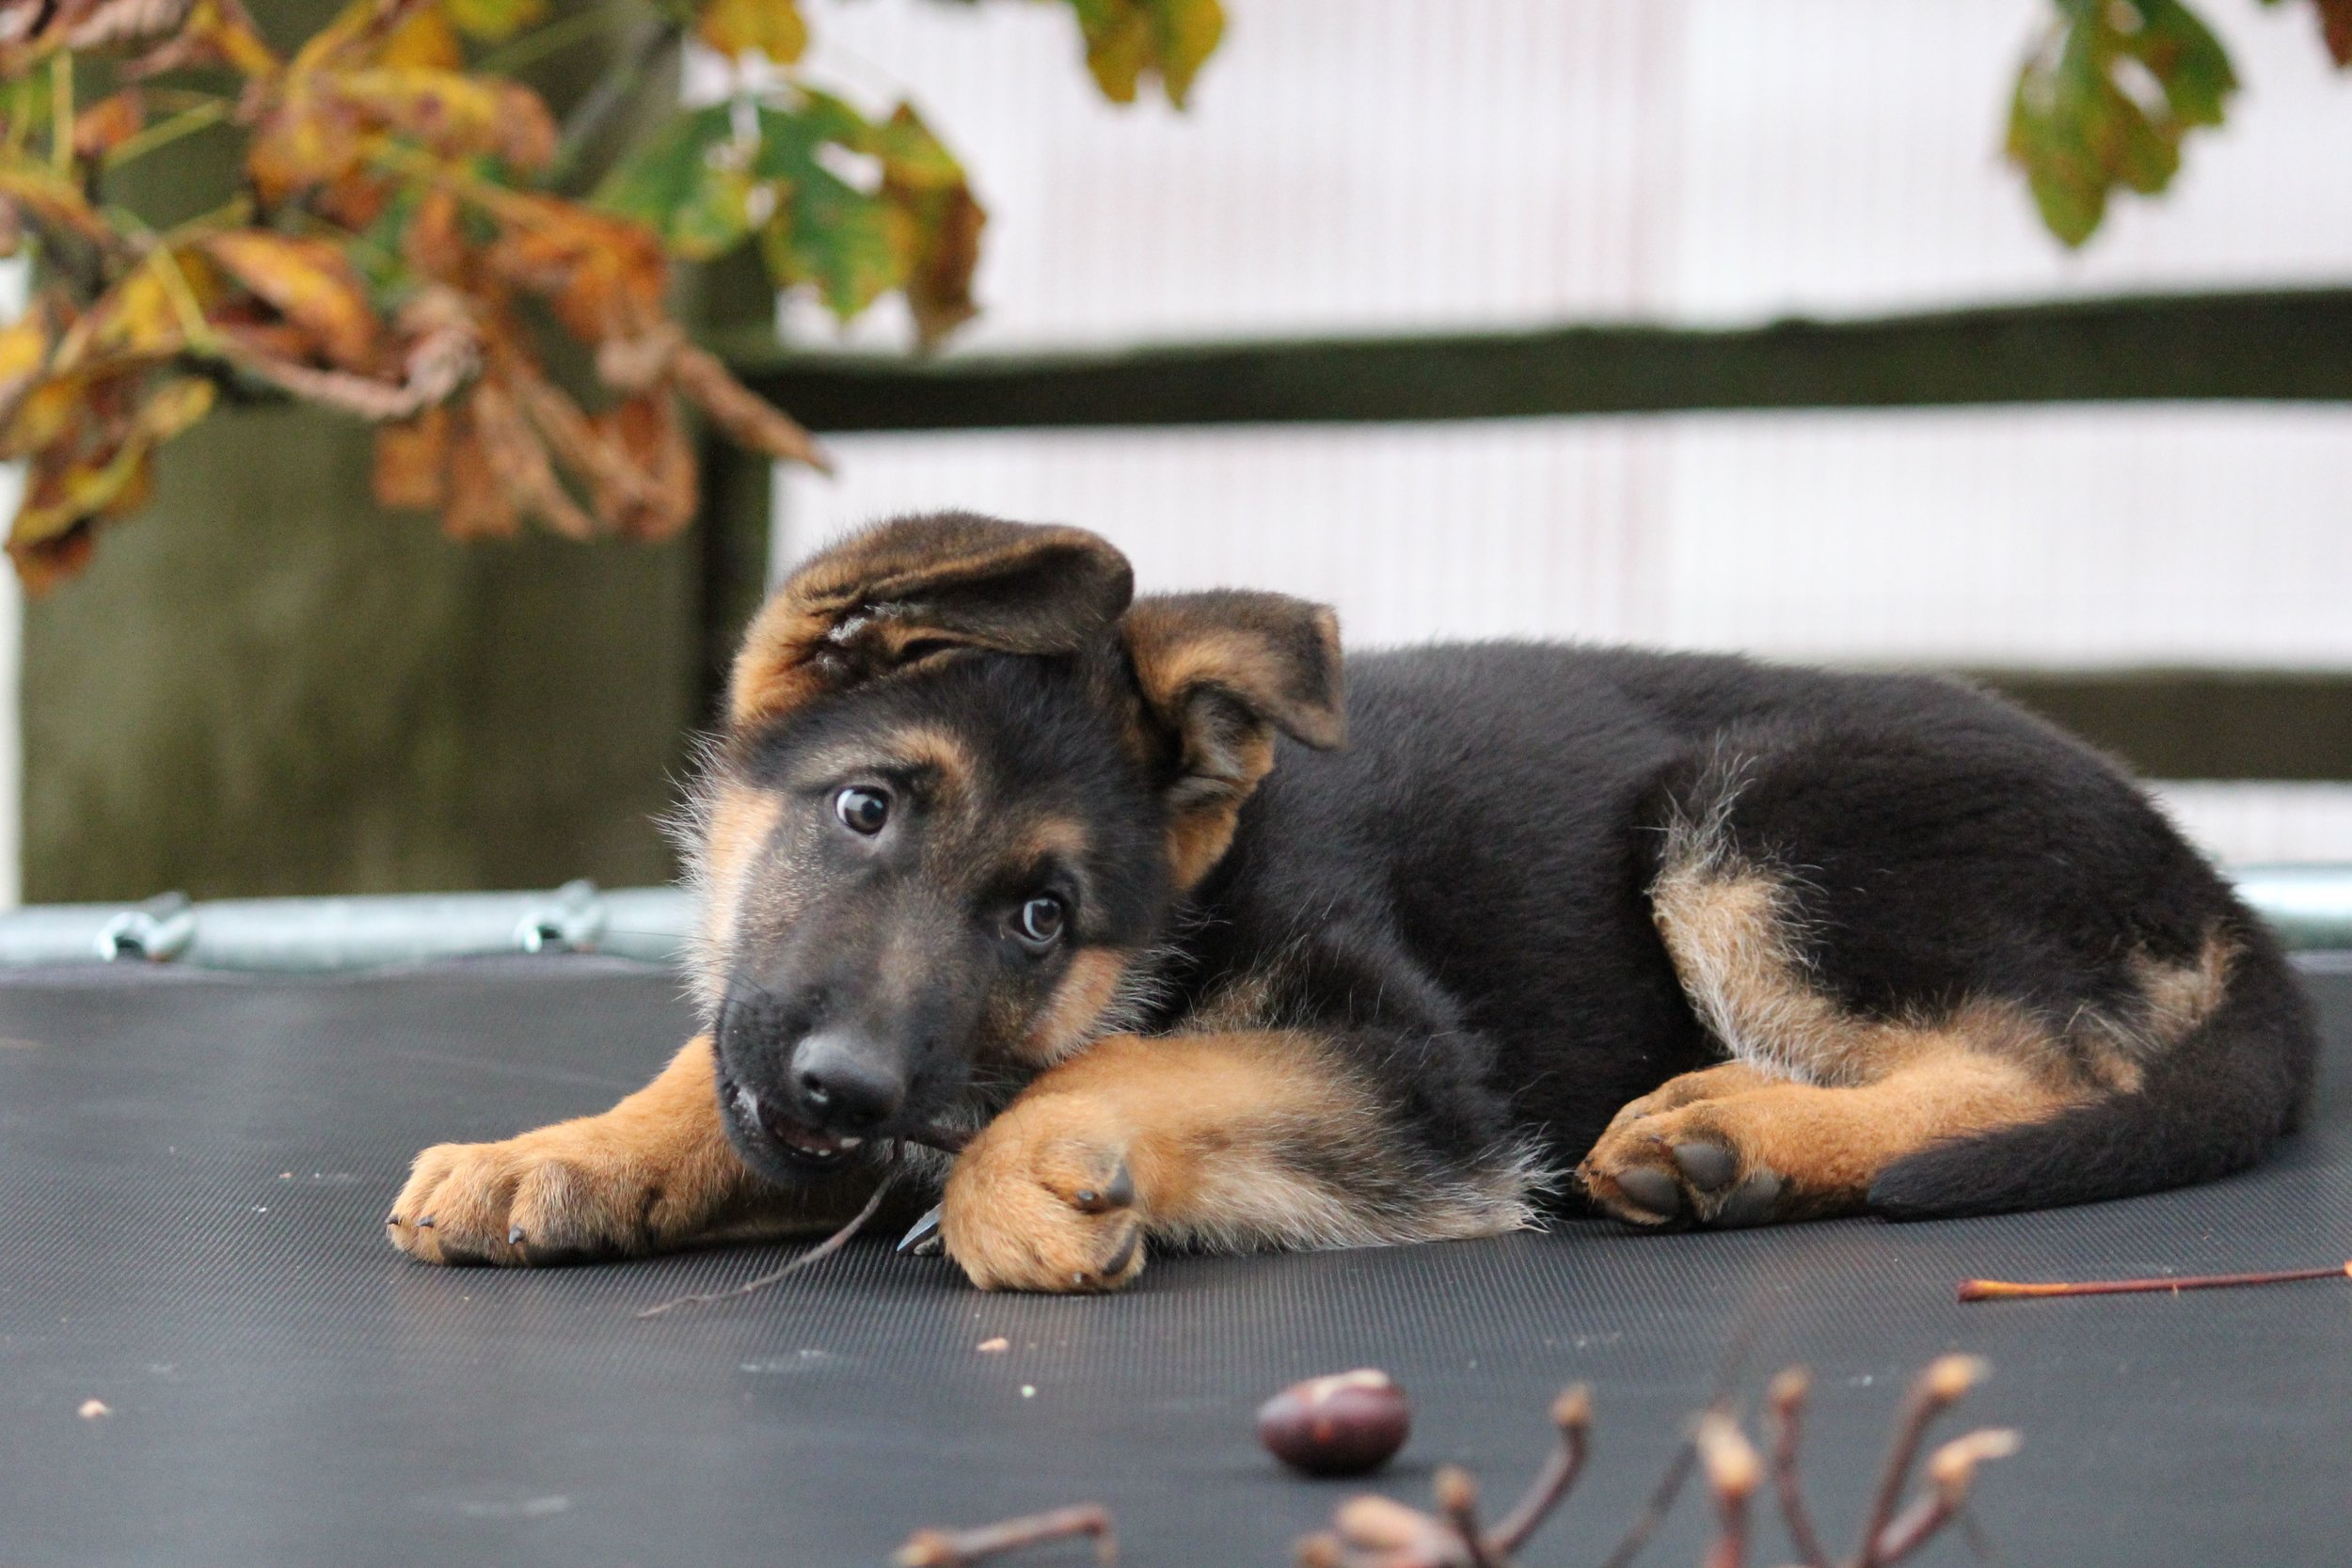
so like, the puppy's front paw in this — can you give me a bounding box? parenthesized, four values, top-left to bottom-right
(389, 1124, 689, 1266)
(941, 1098, 1146, 1293)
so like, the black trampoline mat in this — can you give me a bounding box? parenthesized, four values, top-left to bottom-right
(6, 956, 2351, 1568)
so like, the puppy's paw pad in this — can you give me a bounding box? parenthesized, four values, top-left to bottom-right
(1611, 1162, 1685, 1221)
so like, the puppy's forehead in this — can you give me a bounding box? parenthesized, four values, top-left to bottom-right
(759, 717, 983, 796)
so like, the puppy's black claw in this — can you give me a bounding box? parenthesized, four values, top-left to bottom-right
(1104, 1161, 1135, 1210)
(1613, 1165, 1684, 1219)
(896, 1205, 944, 1257)
(1101, 1224, 1141, 1279)
(385, 1213, 402, 1227)
(1711, 1168, 1784, 1228)
(414, 1214, 436, 1229)
(1672, 1141, 1738, 1193)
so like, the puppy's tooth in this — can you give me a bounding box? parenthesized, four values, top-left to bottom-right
(838, 1136, 863, 1149)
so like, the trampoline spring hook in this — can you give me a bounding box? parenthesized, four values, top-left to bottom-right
(515, 879, 606, 956)
(95, 893, 197, 963)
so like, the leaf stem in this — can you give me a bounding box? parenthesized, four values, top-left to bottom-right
(475, 2, 635, 76)
(49, 52, 72, 179)
(103, 99, 231, 172)
(546, 15, 680, 195)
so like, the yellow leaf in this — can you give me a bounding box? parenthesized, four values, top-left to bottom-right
(0, 306, 52, 411)
(443, 0, 548, 44)
(336, 69, 557, 172)
(8, 375, 215, 578)
(205, 230, 382, 371)
(136, 375, 216, 442)
(0, 159, 115, 245)
(377, 6, 464, 70)
(54, 267, 187, 371)
(695, 0, 806, 64)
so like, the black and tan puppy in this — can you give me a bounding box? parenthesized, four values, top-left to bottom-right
(388, 514, 2316, 1291)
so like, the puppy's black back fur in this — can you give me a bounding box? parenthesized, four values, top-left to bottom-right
(1171, 642, 2313, 1217)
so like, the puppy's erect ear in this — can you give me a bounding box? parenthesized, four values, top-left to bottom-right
(728, 513, 1135, 728)
(1122, 590, 1344, 889)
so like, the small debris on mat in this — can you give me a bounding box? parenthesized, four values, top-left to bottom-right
(77, 1399, 110, 1419)
(1959, 1260, 2352, 1301)
(1020, 1385, 1036, 1399)
(1256, 1370, 1412, 1478)
(896, 1503, 1115, 1567)
(977, 1337, 1009, 1353)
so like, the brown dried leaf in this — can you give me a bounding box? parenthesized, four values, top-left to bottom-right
(594, 391, 695, 540)
(484, 195, 667, 341)
(373, 404, 449, 511)
(73, 89, 148, 163)
(466, 377, 595, 539)
(669, 341, 826, 470)
(441, 407, 518, 541)
(404, 186, 469, 282)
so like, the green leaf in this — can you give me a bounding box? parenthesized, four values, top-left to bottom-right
(2006, 0, 2238, 247)
(748, 98, 900, 319)
(594, 103, 753, 261)
(597, 91, 982, 340)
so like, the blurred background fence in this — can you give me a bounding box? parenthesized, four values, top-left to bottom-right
(10, 0, 2352, 908)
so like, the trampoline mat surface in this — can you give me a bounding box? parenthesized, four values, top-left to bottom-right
(5, 956, 2352, 1568)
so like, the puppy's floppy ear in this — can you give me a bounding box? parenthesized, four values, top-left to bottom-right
(1123, 590, 1344, 888)
(728, 512, 1135, 728)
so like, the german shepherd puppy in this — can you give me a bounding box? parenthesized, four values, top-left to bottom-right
(389, 514, 2315, 1291)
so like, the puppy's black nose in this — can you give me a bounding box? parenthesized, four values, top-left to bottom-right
(790, 1030, 905, 1130)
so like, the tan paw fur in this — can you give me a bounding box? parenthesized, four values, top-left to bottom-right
(941, 1093, 1147, 1293)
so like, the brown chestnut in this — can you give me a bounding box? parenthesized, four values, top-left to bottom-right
(1255, 1369, 1411, 1477)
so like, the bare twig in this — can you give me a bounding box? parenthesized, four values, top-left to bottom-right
(1590, 1428, 1701, 1568)
(1484, 1383, 1591, 1558)
(1853, 1356, 1985, 1568)
(1765, 1369, 1831, 1568)
(1433, 1467, 1493, 1568)
(635, 1162, 898, 1319)
(897, 1504, 1117, 1568)
(1959, 1261, 2352, 1302)
(1694, 1414, 1760, 1568)
(1867, 1429, 2021, 1564)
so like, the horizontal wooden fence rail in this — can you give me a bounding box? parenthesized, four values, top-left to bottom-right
(703, 287, 2352, 785)
(717, 286, 2352, 433)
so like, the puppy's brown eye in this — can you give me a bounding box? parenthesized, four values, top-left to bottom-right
(834, 786, 890, 835)
(1012, 895, 1065, 949)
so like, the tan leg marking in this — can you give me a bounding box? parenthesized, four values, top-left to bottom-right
(942, 1031, 1534, 1292)
(388, 1036, 842, 1266)
(1580, 1044, 2086, 1227)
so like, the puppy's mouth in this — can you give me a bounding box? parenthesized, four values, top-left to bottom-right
(717, 1064, 870, 1173)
